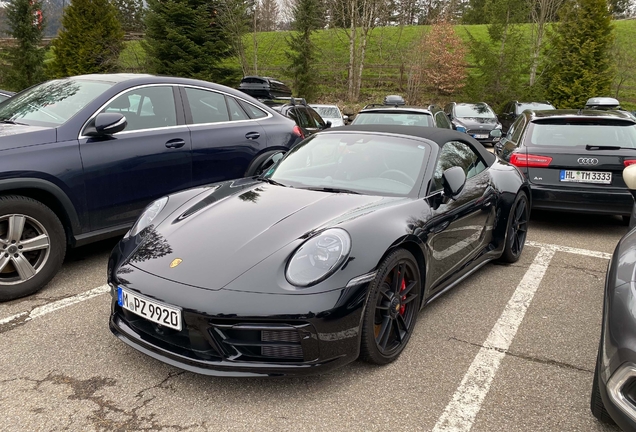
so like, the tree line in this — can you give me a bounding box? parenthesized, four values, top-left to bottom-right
(0, 0, 632, 110)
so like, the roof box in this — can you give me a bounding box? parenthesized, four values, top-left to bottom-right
(383, 95, 406, 106)
(585, 97, 621, 109)
(238, 76, 292, 100)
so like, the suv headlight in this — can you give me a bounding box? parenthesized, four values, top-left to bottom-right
(286, 228, 351, 287)
(127, 197, 168, 237)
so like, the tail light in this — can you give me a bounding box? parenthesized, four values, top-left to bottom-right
(292, 125, 304, 139)
(510, 153, 553, 168)
(624, 160, 636, 167)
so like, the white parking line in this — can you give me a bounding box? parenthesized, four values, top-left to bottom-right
(433, 248, 556, 431)
(0, 284, 109, 328)
(527, 240, 613, 260)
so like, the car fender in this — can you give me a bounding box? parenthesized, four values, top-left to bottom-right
(0, 177, 82, 239)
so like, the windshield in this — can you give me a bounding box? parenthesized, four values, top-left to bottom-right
(528, 122, 636, 148)
(266, 133, 428, 196)
(455, 104, 495, 119)
(351, 112, 433, 127)
(0, 79, 113, 127)
(517, 103, 554, 112)
(312, 106, 341, 118)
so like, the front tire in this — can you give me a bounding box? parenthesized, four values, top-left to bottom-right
(360, 249, 422, 365)
(0, 195, 66, 301)
(498, 192, 529, 264)
(591, 354, 615, 424)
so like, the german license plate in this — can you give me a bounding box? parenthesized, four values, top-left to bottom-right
(472, 134, 489, 139)
(117, 287, 182, 331)
(560, 170, 612, 184)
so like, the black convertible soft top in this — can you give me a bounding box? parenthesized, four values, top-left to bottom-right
(323, 125, 496, 166)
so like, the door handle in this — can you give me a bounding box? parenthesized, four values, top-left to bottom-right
(245, 132, 260, 140)
(165, 139, 185, 149)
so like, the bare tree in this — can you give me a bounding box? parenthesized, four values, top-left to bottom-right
(328, 0, 388, 102)
(218, 0, 253, 76)
(528, 0, 563, 86)
(258, 0, 279, 31)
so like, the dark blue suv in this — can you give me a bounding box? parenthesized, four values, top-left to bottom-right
(0, 74, 302, 300)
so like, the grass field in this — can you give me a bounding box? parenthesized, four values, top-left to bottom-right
(4, 20, 636, 110)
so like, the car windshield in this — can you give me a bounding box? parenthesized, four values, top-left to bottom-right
(351, 112, 433, 127)
(0, 79, 113, 127)
(455, 104, 495, 119)
(265, 133, 428, 196)
(517, 103, 554, 112)
(312, 106, 341, 118)
(528, 122, 636, 148)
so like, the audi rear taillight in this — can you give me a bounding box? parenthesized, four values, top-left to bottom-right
(624, 160, 636, 167)
(510, 153, 553, 168)
(293, 125, 304, 139)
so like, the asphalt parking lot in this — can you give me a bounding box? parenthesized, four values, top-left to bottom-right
(0, 210, 630, 431)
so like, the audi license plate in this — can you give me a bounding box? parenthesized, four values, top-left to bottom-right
(117, 287, 182, 331)
(560, 170, 612, 184)
(472, 134, 489, 139)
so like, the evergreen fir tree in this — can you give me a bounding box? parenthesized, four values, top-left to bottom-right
(112, 0, 145, 33)
(48, 0, 124, 77)
(143, 0, 237, 85)
(4, 0, 46, 90)
(284, 0, 321, 101)
(544, 0, 615, 108)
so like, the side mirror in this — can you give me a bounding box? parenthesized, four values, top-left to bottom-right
(442, 166, 466, 198)
(85, 113, 127, 136)
(624, 165, 636, 229)
(324, 120, 332, 129)
(258, 151, 286, 177)
(342, 115, 349, 121)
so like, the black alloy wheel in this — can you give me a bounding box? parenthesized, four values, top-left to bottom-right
(499, 192, 529, 263)
(0, 195, 66, 301)
(361, 249, 421, 365)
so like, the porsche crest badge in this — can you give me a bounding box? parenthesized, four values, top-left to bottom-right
(170, 258, 183, 268)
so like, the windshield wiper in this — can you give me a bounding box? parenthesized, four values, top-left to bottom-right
(305, 187, 361, 195)
(585, 144, 636, 151)
(0, 119, 27, 125)
(259, 177, 288, 187)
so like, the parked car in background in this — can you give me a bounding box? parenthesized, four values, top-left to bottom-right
(444, 102, 503, 146)
(237, 76, 292, 100)
(0, 73, 302, 301)
(351, 104, 452, 129)
(0, 89, 14, 102)
(262, 97, 330, 138)
(494, 109, 636, 223)
(498, 100, 555, 133)
(591, 164, 636, 430)
(310, 104, 347, 127)
(108, 125, 530, 377)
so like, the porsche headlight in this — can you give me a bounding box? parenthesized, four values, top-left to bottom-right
(127, 197, 168, 237)
(286, 228, 351, 287)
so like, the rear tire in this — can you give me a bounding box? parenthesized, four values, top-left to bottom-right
(498, 192, 529, 264)
(245, 150, 286, 177)
(591, 354, 615, 424)
(0, 195, 66, 301)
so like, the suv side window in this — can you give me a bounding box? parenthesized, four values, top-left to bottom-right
(184, 87, 230, 124)
(307, 107, 326, 128)
(431, 141, 486, 192)
(435, 111, 451, 129)
(510, 115, 527, 143)
(294, 107, 313, 128)
(102, 86, 177, 132)
(226, 96, 249, 121)
(238, 100, 268, 119)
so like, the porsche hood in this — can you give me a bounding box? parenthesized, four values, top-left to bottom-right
(126, 181, 395, 290)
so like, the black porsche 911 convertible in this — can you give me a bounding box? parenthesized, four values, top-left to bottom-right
(108, 125, 530, 377)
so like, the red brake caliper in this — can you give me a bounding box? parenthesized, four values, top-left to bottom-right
(399, 278, 406, 315)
